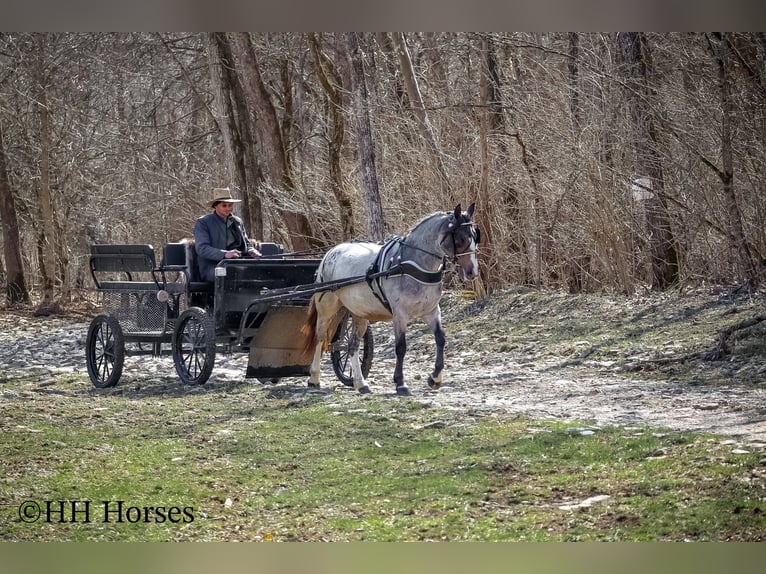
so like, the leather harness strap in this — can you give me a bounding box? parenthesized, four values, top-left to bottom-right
(365, 237, 445, 313)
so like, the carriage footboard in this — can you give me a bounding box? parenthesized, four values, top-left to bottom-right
(244, 305, 314, 379)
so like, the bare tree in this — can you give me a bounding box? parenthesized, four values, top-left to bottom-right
(707, 33, 759, 289)
(617, 32, 679, 289)
(228, 32, 316, 251)
(33, 34, 62, 314)
(308, 33, 354, 240)
(476, 35, 500, 293)
(391, 32, 451, 199)
(207, 33, 264, 238)
(344, 32, 385, 241)
(0, 119, 29, 305)
(0, 32, 764, 303)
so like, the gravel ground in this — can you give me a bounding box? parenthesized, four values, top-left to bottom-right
(2, 288, 766, 447)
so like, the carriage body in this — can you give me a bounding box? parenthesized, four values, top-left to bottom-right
(85, 242, 372, 388)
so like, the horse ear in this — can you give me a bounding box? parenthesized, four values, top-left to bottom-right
(453, 204, 462, 219)
(466, 202, 475, 219)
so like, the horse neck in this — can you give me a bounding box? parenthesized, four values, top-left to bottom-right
(398, 212, 449, 271)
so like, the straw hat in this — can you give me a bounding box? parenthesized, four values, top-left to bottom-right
(207, 187, 242, 208)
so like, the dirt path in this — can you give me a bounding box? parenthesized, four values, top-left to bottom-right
(359, 288, 766, 445)
(2, 289, 765, 445)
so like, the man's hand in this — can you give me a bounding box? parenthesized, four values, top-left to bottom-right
(247, 247, 262, 258)
(224, 249, 242, 259)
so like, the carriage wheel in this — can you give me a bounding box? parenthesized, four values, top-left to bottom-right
(172, 307, 216, 385)
(86, 315, 125, 388)
(331, 315, 374, 387)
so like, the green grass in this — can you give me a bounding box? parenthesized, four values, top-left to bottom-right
(2, 373, 764, 541)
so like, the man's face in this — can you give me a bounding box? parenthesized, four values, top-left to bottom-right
(214, 201, 234, 218)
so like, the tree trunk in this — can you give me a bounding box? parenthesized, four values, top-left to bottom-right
(711, 33, 759, 288)
(0, 119, 30, 305)
(344, 32, 386, 241)
(375, 32, 407, 108)
(618, 32, 679, 290)
(308, 33, 354, 240)
(34, 34, 62, 314)
(568, 33, 583, 134)
(476, 35, 500, 293)
(391, 32, 451, 200)
(228, 32, 315, 251)
(207, 33, 264, 239)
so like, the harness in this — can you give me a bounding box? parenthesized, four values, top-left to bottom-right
(365, 219, 478, 313)
(365, 237, 444, 313)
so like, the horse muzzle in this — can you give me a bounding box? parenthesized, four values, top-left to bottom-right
(456, 261, 479, 281)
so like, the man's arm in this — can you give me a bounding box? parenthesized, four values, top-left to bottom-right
(193, 216, 226, 261)
(234, 217, 261, 257)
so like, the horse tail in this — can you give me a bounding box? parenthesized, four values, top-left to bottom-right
(302, 296, 319, 356)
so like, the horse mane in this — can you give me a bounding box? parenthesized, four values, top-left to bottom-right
(400, 210, 451, 240)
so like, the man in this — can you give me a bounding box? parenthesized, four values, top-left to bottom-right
(193, 187, 261, 282)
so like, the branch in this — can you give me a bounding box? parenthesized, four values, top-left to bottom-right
(157, 33, 217, 127)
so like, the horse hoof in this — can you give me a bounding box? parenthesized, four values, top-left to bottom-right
(358, 385, 372, 395)
(396, 385, 411, 397)
(307, 381, 320, 389)
(427, 376, 441, 390)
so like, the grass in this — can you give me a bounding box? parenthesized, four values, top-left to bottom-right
(2, 370, 765, 541)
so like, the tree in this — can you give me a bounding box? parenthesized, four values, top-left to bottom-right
(617, 32, 679, 289)
(1, 32, 765, 302)
(391, 32, 451, 199)
(707, 33, 759, 289)
(0, 119, 29, 305)
(476, 34, 500, 293)
(344, 32, 385, 241)
(228, 32, 316, 251)
(33, 33, 63, 314)
(308, 33, 354, 240)
(207, 32, 264, 239)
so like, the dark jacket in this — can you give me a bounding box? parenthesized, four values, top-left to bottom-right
(193, 212, 256, 282)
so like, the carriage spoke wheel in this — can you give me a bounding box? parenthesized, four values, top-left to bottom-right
(331, 314, 374, 386)
(172, 307, 216, 385)
(86, 315, 125, 388)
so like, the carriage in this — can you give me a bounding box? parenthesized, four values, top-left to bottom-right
(85, 241, 373, 388)
(86, 203, 479, 395)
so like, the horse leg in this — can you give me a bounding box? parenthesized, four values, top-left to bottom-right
(425, 307, 445, 390)
(307, 293, 341, 388)
(308, 341, 324, 388)
(349, 317, 371, 394)
(392, 316, 411, 396)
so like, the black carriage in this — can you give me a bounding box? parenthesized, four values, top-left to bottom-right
(85, 242, 372, 388)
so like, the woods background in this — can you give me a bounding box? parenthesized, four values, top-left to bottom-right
(0, 32, 764, 313)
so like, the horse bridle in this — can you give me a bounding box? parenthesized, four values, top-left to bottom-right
(448, 221, 481, 263)
(395, 218, 480, 264)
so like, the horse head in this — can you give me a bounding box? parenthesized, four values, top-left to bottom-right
(442, 203, 480, 281)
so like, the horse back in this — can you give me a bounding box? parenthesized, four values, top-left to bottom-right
(317, 241, 381, 282)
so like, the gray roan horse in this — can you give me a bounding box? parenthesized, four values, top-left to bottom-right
(302, 203, 480, 396)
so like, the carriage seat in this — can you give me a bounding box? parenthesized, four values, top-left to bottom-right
(257, 242, 284, 258)
(161, 241, 213, 294)
(90, 244, 162, 291)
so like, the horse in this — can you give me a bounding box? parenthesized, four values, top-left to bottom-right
(302, 203, 480, 396)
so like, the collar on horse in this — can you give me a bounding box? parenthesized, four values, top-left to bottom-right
(365, 236, 446, 313)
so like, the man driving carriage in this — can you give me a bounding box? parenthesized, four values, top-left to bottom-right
(193, 187, 262, 282)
